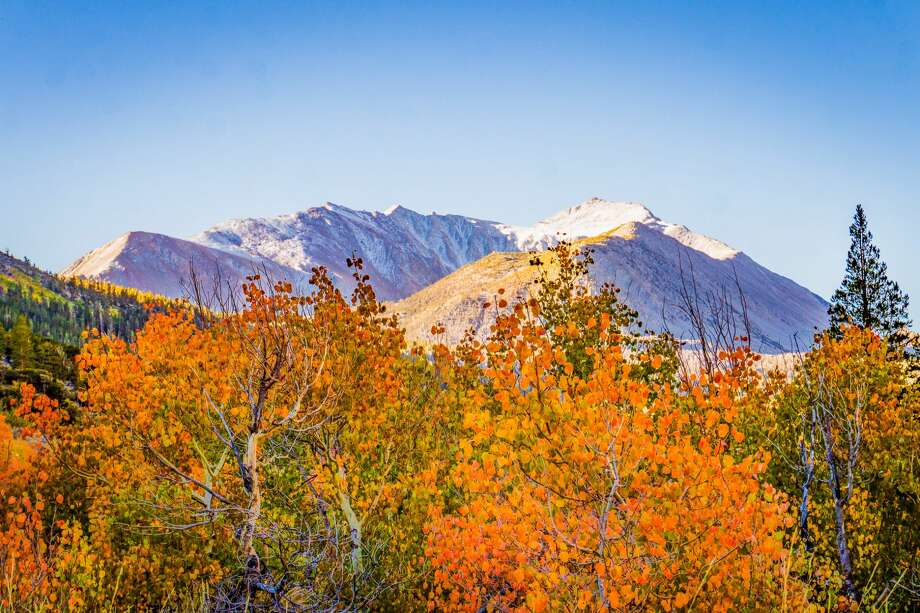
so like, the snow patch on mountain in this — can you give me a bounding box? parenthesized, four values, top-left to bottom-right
(496, 198, 738, 260)
(498, 199, 656, 250)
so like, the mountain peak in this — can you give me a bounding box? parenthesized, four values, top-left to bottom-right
(498, 198, 660, 250)
(382, 203, 425, 218)
(550, 198, 658, 227)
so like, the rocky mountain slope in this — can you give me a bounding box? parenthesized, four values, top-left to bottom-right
(392, 220, 829, 353)
(62, 198, 829, 351)
(194, 203, 519, 300)
(61, 231, 309, 300)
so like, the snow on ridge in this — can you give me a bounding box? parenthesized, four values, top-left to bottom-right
(193, 197, 741, 272)
(661, 224, 737, 260)
(497, 199, 656, 250)
(181, 196, 746, 301)
(493, 198, 739, 260)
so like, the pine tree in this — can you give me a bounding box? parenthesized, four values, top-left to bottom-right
(828, 204, 910, 337)
(9, 315, 33, 368)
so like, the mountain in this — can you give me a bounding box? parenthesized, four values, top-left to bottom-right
(194, 203, 519, 300)
(63, 198, 829, 351)
(195, 199, 743, 300)
(392, 218, 829, 353)
(61, 231, 309, 300)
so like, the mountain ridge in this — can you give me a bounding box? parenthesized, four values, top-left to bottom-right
(61, 198, 830, 351)
(61, 231, 310, 299)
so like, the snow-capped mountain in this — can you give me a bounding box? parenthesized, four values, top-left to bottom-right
(496, 199, 735, 258)
(193, 198, 741, 299)
(62, 198, 829, 351)
(194, 202, 518, 300)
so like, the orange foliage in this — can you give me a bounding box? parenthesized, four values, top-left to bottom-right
(0, 385, 58, 608)
(3, 263, 914, 610)
(425, 301, 796, 611)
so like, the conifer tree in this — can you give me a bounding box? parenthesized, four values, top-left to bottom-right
(828, 204, 910, 337)
(9, 315, 33, 368)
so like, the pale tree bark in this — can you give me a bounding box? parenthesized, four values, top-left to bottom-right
(795, 368, 863, 604)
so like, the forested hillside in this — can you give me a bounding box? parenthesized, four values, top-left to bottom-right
(0, 314, 79, 417)
(0, 250, 185, 419)
(0, 250, 177, 345)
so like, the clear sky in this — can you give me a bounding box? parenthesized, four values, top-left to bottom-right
(1, 1, 918, 321)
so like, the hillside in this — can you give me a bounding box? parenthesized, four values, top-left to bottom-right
(391, 251, 542, 345)
(61, 231, 310, 300)
(0, 250, 172, 345)
(392, 221, 829, 353)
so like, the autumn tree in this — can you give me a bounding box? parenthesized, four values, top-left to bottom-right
(65, 260, 457, 610)
(530, 241, 679, 384)
(0, 410, 43, 606)
(73, 271, 373, 610)
(766, 326, 920, 609)
(425, 282, 800, 612)
(0, 384, 71, 609)
(829, 204, 910, 338)
(283, 258, 459, 608)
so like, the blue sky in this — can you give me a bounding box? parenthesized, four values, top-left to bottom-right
(1, 1, 918, 321)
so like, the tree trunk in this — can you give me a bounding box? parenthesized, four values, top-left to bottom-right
(798, 462, 814, 552)
(336, 463, 363, 574)
(241, 431, 262, 607)
(821, 421, 858, 602)
(242, 431, 262, 557)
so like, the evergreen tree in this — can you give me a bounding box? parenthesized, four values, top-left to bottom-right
(828, 204, 911, 337)
(9, 315, 33, 368)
